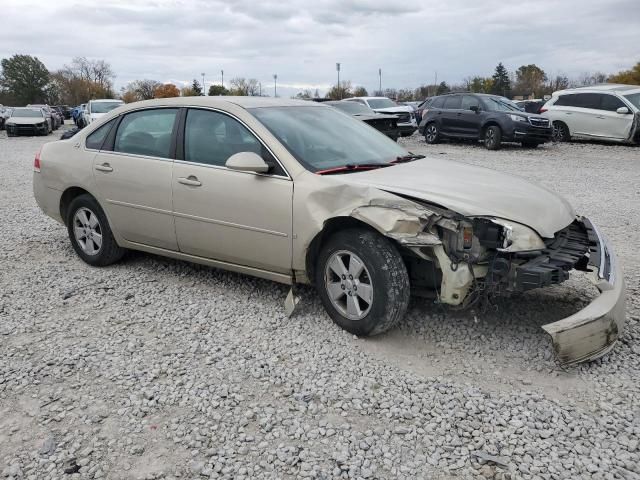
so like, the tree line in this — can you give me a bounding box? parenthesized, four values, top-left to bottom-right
(1, 53, 638, 106)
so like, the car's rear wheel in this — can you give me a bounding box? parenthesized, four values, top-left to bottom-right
(552, 121, 570, 142)
(66, 194, 125, 267)
(315, 229, 410, 337)
(484, 125, 502, 150)
(424, 123, 440, 144)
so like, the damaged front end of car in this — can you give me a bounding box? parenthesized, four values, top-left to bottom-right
(347, 197, 626, 365)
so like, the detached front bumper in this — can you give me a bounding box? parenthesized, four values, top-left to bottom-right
(541, 218, 626, 365)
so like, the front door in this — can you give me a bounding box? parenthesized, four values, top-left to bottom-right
(172, 108, 293, 274)
(92, 107, 179, 250)
(592, 94, 634, 140)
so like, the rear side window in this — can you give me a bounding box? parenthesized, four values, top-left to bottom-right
(114, 108, 178, 158)
(461, 96, 481, 110)
(443, 96, 462, 109)
(85, 119, 116, 150)
(554, 93, 599, 109)
(599, 94, 625, 112)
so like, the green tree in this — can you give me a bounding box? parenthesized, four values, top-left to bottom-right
(208, 84, 229, 96)
(491, 62, 511, 97)
(436, 81, 450, 95)
(609, 61, 640, 85)
(514, 64, 547, 97)
(325, 80, 352, 100)
(0, 54, 50, 104)
(191, 79, 203, 96)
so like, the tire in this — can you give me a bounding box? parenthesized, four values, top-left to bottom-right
(315, 229, 410, 337)
(424, 123, 440, 144)
(552, 121, 570, 142)
(521, 140, 540, 148)
(484, 125, 502, 150)
(66, 194, 125, 267)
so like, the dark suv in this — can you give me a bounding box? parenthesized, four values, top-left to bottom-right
(419, 93, 552, 149)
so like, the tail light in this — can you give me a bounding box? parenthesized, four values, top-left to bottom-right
(539, 107, 547, 114)
(34, 149, 41, 172)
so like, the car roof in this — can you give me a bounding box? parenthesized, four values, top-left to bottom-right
(111, 96, 324, 111)
(349, 96, 391, 100)
(89, 99, 124, 103)
(554, 84, 640, 95)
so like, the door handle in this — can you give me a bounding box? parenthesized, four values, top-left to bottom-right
(95, 163, 113, 172)
(178, 176, 202, 187)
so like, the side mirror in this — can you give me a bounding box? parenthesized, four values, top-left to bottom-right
(225, 151, 270, 173)
(616, 106, 630, 114)
(470, 105, 480, 113)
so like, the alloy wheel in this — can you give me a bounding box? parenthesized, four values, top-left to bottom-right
(72, 207, 103, 255)
(324, 250, 373, 321)
(426, 125, 438, 142)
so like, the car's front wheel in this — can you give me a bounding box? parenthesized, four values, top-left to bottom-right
(552, 121, 570, 142)
(424, 123, 440, 144)
(484, 125, 502, 150)
(66, 194, 125, 267)
(315, 229, 410, 337)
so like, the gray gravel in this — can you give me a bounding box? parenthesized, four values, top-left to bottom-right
(1, 127, 639, 479)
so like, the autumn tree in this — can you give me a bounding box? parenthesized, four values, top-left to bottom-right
(208, 84, 229, 96)
(514, 64, 547, 97)
(52, 57, 116, 104)
(181, 86, 197, 97)
(154, 83, 180, 98)
(609, 61, 640, 85)
(465, 76, 493, 93)
(0, 54, 50, 104)
(491, 62, 511, 97)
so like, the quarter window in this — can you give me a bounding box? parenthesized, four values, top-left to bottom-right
(114, 108, 178, 158)
(443, 96, 462, 109)
(184, 109, 283, 175)
(85, 119, 115, 150)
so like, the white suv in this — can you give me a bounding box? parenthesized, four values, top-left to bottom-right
(541, 84, 640, 144)
(83, 99, 124, 126)
(346, 97, 417, 137)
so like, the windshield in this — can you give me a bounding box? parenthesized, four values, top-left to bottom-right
(483, 97, 523, 112)
(11, 108, 43, 118)
(367, 98, 398, 109)
(623, 92, 640, 109)
(250, 106, 407, 172)
(329, 102, 374, 115)
(90, 101, 123, 114)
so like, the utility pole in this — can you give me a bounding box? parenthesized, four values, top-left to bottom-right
(201, 73, 205, 95)
(434, 71, 438, 96)
(336, 62, 341, 99)
(378, 68, 382, 95)
(273, 74, 277, 97)
(259, 82, 262, 96)
(221, 70, 224, 88)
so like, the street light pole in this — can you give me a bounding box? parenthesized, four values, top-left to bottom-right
(273, 74, 277, 97)
(378, 68, 382, 95)
(201, 72, 205, 96)
(336, 62, 341, 99)
(221, 70, 224, 88)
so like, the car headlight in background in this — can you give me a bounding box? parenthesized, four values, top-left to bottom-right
(509, 114, 528, 122)
(490, 219, 546, 252)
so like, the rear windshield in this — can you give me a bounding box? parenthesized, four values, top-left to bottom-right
(11, 108, 43, 118)
(367, 98, 398, 109)
(623, 93, 640, 109)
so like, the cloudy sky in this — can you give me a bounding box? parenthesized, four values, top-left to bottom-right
(1, 0, 638, 97)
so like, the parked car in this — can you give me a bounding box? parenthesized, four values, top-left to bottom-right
(57, 105, 72, 120)
(28, 104, 60, 130)
(325, 100, 400, 141)
(72, 105, 85, 126)
(514, 99, 546, 114)
(346, 97, 417, 136)
(83, 99, 124, 126)
(541, 84, 640, 144)
(33, 97, 624, 365)
(5, 107, 50, 136)
(51, 106, 67, 123)
(420, 93, 552, 149)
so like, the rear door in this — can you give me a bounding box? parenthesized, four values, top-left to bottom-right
(591, 93, 634, 140)
(92, 107, 179, 250)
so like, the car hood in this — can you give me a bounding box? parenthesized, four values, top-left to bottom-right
(339, 158, 575, 238)
(354, 113, 398, 122)
(7, 117, 45, 125)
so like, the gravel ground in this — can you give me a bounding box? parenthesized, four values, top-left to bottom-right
(1, 126, 639, 480)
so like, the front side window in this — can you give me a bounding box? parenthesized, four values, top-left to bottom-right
(461, 95, 481, 110)
(114, 108, 178, 158)
(431, 97, 445, 109)
(86, 119, 116, 150)
(443, 96, 462, 109)
(598, 94, 625, 112)
(250, 106, 407, 172)
(483, 97, 521, 112)
(184, 109, 283, 174)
